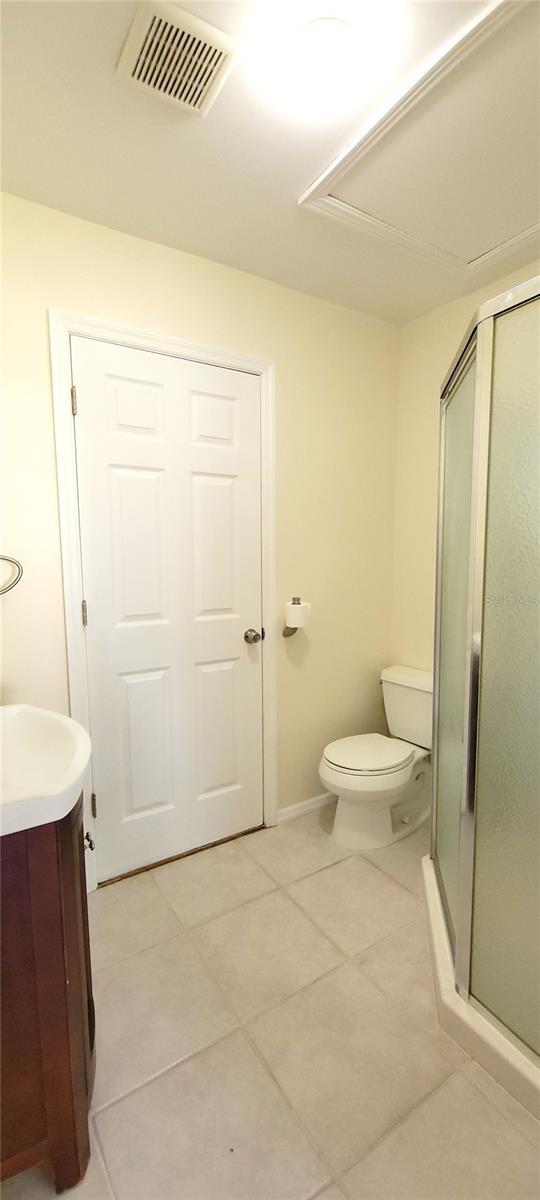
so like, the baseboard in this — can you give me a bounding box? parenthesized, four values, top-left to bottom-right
(422, 855, 539, 1117)
(277, 793, 334, 823)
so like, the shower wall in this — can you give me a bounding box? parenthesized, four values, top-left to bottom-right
(432, 281, 539, 1057)
(470, 298, 539, 1054)
(391, 259, 540, 672)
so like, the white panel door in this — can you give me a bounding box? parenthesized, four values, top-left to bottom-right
(70, 336, 263, 880)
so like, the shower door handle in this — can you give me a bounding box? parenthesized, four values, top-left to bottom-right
(463, 631, 481, 816)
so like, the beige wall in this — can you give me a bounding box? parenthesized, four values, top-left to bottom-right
(1, 193, 399, 809)
(390, 259, 540, 672)
(4, 193, 535, 812)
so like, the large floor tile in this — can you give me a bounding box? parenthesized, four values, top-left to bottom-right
(152, 839, 276, 928)
(193, 889, 344, 1022)
(1, 1134, 113, 1199)
(241, 804, 353, 885)
(96, 1030, 330, 1200)
(249, 960, 454, 1173)
(343, 1070, 539, 1200)
(92, 934, 238, 1109)
(88, 873, 180, 971)
(287, 855, 422, 956)
(362, 821, 430, 898)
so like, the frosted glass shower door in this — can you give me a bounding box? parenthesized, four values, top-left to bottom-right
(434, 352, 476, 941)
(470, 297, 539, 1052)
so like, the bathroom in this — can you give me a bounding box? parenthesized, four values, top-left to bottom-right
(0, 1, 538, 1197)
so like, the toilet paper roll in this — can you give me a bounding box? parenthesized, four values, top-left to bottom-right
(285, 600, 311, 629)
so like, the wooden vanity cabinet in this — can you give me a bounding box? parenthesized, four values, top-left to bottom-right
(1, 795, 95, 1192)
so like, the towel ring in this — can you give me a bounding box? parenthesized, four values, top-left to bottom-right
(0, 556, 23, 595)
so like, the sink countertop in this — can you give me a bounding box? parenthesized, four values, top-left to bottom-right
(1, 704, 92, 836)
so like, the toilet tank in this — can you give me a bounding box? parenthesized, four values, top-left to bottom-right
(380, 665, 433, 749)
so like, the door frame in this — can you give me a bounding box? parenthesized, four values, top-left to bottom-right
(49, 309, 277, 891)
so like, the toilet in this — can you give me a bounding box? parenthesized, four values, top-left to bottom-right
(319, 665, 433, 851)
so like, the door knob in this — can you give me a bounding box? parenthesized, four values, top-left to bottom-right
(244, 628, 262, 644)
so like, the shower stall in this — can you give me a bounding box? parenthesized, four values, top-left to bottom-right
(425, 275, 539, 1113)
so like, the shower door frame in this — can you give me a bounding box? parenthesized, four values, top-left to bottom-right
(431, 274, 540, 1000)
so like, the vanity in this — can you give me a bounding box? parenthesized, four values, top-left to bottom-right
(1, 705, 94, 1192)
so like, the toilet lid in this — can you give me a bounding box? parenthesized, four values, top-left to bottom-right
(323, 733, 414, 774)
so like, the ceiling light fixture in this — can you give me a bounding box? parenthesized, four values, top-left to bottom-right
(245, 1, 408, 124)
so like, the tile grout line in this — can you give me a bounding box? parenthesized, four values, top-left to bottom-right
(193, 863, 428, 1039)
(359, 845, 428, 900)
(340, 1064, 466, 1184)
(181, 901, 344, 1186)
(182, 889, 348, 1034)
(242, 1020, 339, 1190)
(161, 881, 281, 932)
(238, 954, 347, 1028)
(91, 927, 186, 977)
(282, 883, 353, 960)
(456, 1062, 540, 1150)
(225, 830, 300, 888)
(92, 1015, 339, 1192)
(284, 876, 425, 963)
(91, 1026, 240, 1117)
(182, 860, 356, 934)
(345, 949, 469, 1071)
(151, 841, 280, 920)
(253, 848, 359, 889)
(236, 810, 359, 884)
(182, 888, 465, 1189)
(353, 913, 429, 963)
(242, 807, 429, 903)
(90, 1112, 118, 1200)
(351, 914, 442, 1013)
(91, 893, 346, 1119)
(183, 858, 474, 1187)
(90, 888, 347, 1117)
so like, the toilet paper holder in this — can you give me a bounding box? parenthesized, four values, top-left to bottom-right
(283, 596, 310, 638)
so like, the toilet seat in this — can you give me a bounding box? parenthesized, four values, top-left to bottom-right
(322, 733, 415, 777)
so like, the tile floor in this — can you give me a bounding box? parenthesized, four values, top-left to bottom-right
(5, 805, 539, 1200)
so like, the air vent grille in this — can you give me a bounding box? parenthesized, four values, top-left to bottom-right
(117, 3, 236, 115)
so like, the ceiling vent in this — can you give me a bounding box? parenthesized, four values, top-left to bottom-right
(116, 3, 237, 116)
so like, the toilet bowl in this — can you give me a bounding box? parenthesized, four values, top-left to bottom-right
(319, 666, 433, 851)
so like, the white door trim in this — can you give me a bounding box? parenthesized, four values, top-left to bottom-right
(49, 310, 277, 891)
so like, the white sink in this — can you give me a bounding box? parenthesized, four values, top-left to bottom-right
(0, 705, 92, 836)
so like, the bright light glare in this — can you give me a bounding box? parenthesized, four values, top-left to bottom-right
(244, 1, 408, 124)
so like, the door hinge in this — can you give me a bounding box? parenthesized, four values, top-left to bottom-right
(71, 384, 78, 415)
(82, 598, 88, 626)
(91, 792, 97, 819)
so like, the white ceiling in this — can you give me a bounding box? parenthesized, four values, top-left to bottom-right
(2, 0, 538, 322)
(304, 2, 539, 272)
